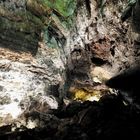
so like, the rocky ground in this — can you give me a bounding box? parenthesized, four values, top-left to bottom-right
(1, 94, 140, 140)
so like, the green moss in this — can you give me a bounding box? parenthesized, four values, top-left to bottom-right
(19, 11, 43, 26)
(0, 0, 77, 52)
(42, 0, 76, 17)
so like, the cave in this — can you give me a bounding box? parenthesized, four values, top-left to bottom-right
(0, 0, 140, 140)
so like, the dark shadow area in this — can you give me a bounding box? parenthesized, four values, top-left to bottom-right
(91, 56, 107, 66)
(1, 94, 140, 140)
(106, 66, 140, 97)
(0, 29, 39, 56)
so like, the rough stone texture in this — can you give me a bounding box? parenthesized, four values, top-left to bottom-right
(0, 44, 65, 127)
(0, 0, 139, 130)
(0, 0, 43, 55)
(0, 0, 68, 127)
(1, 94, 140, 140)
(64, 0, 138, 102)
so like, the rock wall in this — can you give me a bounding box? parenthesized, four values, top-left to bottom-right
(0, 0, 138, 128)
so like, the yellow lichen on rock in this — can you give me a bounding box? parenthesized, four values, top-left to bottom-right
(69, 86, 106, 102)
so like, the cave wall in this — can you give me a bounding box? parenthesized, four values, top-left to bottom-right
(0, 0, 138, 128)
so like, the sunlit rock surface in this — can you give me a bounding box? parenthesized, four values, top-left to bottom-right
(0, 45, 64, 127)
(63, 0, 135, 102)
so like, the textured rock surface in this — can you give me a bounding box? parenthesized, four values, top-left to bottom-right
(0, 45, 64, 127)
(0, 0, 139, 130)
(0, 0, 43, 55)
